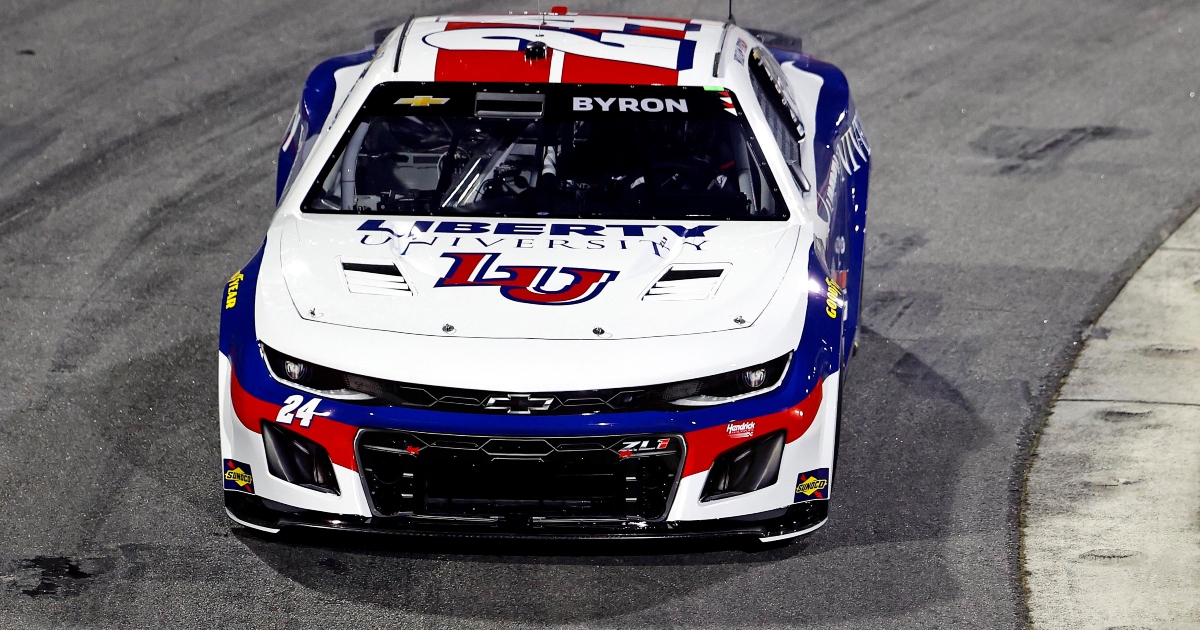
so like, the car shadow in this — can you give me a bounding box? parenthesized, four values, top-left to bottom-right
(18, 324, 986, 626)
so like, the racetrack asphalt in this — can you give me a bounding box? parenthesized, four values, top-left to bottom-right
(1, 0, 1198, 627)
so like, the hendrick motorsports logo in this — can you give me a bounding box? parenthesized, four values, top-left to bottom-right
(435, 252, 618, 305)
(794, 468, 829, 502)
(726, 420, 755, 439)
(223, 459, 254, 494)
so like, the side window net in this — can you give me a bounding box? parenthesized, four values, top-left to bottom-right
(748, 50, 810, 192)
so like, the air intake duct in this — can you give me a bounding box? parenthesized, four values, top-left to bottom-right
(700, 431, 785, 502)
(261, 420, 340, 495)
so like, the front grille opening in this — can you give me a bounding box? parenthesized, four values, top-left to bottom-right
(357, 430, 684, 522)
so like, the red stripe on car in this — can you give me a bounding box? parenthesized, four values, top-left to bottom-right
(435, 50, 553, 82)
(681, 381, 825, 478)
(560, 54, 678, 85)
(229, 368, 359, 471)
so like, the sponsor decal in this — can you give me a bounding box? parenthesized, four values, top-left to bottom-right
(794, 468, 829, 502)
(223, 459, 254, 494)
(725, 420, 755, 439)
(356, 220, 716, 255)
(733, 38, 747, 65)
(617, 438, 673, 458)
(435, 252, 618, 305)
(224, 271, 244, 309)
(825, 277, 842, 319)
(819, 116, 871, 218)
(832, 115, 870, 176)
(572, 96, 688, 113)
(395, 96, 450, 106)
(358, 220, 716, 239)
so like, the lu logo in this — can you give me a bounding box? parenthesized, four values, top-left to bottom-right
(435, 252, 618, 305)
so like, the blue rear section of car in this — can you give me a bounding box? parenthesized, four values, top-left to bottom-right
(769, 46, 871, 362)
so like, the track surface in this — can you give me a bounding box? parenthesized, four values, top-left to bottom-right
(1, 1, 1198, 627)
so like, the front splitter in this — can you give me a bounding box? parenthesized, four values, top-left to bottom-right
(225, 492, 828, 543)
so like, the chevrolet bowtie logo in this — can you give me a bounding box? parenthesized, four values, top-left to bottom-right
(484, 394, 554, 414)
(396, 95, 450, 106)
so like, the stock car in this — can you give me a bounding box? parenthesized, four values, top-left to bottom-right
(219, 9, 870, 543)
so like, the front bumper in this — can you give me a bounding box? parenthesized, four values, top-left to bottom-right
(219, 350, 842, 540)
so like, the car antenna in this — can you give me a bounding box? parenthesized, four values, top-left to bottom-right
(525, 0, 550, 60)
(727, 0, 736, 24)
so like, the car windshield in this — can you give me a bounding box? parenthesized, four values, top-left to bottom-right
(303, 83, 788, 220)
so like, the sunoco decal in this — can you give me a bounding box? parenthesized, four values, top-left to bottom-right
(223, 459, 254, 494)
(794, 468, 829, 502)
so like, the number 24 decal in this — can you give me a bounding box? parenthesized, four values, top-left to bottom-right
(276, 395, 331, 427)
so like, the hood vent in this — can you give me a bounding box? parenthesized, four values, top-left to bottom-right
(643, 264, 731, 301)
(340, 259, 412, 296)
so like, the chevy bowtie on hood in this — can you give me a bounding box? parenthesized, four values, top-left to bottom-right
(278, 216, 800, 340)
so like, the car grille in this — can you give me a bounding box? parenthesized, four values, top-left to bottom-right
(356, 430, 684, 522)
(263, 344, 791, 416)
(344, 374, 684, 415)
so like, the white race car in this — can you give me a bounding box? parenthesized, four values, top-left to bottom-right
(219, 9, 870, 543)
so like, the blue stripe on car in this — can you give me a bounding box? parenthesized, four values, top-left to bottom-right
(223, 245, 841, 437)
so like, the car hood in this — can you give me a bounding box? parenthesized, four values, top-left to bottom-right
(277, 215, 799, 340)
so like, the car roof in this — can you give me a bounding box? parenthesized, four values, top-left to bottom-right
(391, 13, 733, 87)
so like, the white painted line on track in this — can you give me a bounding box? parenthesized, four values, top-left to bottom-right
(1024, 209, 1200, 628)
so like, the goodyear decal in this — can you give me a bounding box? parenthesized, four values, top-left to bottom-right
(794, 468, 829, 502)
(225, 271, 244, 310)
(825, 277, 842, 319)
(223, 459, 254, 494)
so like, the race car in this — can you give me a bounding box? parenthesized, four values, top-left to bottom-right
(219, 9, 870, 543)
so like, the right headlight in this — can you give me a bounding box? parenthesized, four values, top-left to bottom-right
(610, 353, 792, 409)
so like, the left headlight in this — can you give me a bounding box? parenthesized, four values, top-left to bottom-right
(260, 344, 374, 400)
